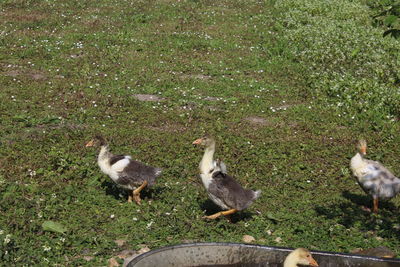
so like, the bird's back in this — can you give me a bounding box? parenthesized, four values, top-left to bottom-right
(357, 159, 400, 198)
(208, 171, 259, 211)
(117, 159, 162, 186)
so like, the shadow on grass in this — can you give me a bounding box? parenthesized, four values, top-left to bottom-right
(200, 199, 254, 223)
(102, 180, 124, 200)
(101, 180, 165, 202)
(141, 186, 166, 201)
(315, 190, 400, 238)
(342, 190, 398, 212)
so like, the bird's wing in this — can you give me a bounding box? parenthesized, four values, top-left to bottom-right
(209, 172, 251, 209)
(213, 159, 227, 174)
(119, 160, 161, 185)
(110, 155, 132, 172)
(363, 160, 396, 181)
(207, 176, 232, 208)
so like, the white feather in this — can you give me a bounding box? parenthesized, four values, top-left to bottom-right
(97, 147, 131, 182)
(110, 157, 131, 172)
(98, 157, 119, 182)
(199, 173, 213, 190)
(350, 153, 369, 181)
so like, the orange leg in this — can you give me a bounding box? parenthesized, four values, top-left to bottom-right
(373, 197, 379, 213)
(132, 180, 148, 205)
(203, 209, 238, 220)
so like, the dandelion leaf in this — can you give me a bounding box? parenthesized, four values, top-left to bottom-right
(42, 220, 67, 234)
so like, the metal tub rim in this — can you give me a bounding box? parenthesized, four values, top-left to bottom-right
(128, 242, 400, 266)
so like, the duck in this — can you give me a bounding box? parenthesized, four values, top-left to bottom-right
(283, 248, 319, 267)
(350, 140, 400, 213)
(192, 136, 261, 220)
(85, 135, 162, 204)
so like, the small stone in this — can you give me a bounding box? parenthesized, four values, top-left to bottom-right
(114, 239, 127, 247)
(108, 257, 119, 267)
(117, 249, 137, 259)
(83, 256, 94, 261)
(137, 246, 150, 254)
(133, 94, 165, 102)
(275, 237, 282, 243)
(242, 235, 255, 243)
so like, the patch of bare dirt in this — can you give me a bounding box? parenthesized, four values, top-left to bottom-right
(4, 70, 21, 77)
(3, 68, 47, 80)
(2, 10, 47, 23)
(243, 116, 271, 126)
(180, 74, 211, 80)
(203, 96, 221, 101)
(132, 94, 166, 102)
(31, 73, 46, 80)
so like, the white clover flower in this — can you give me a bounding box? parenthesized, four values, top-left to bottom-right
(43, 245, 51, 251)
(146, 220, 154, 229)
(4, 234, 11, 244)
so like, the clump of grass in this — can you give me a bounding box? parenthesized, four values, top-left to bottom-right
(1, 0, 400, 265)
(274, 0, 400, 124)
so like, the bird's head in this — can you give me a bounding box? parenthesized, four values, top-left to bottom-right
(284, 248, 318, 267)
(192, 136, 215, 147)
(85, 135, 107, 147)
(357, 139, 367, 155)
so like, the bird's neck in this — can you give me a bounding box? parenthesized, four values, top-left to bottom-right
(350, 152, 365, 171)
(199, 142, 215, 174)
(98, 145, 112, 161)
(283, 253, 300, 267)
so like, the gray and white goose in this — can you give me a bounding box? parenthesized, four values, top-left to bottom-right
(86, 135, 162, 204)
(193, 136, 261, 219)
(350, 139, 400, 213)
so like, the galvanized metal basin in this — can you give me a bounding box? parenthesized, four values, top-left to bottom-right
(127, 242, 400, 267)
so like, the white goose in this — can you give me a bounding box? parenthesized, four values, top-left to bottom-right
(193, 136, 261, 220)
(350, 140, 400, 213)
(283, 248, 319, 267)
(86, 135, 162, 204)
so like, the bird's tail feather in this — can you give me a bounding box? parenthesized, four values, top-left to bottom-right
(155, 168, 162, 176)
(253, 190, 261, 200)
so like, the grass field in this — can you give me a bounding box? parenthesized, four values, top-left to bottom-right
(1, 0, 400, 265)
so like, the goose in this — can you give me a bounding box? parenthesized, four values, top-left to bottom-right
(86, 135, 162, 204)
(350, 140, 400, 213)
(192, 136, 261, 220)
(283, 248, 319, 267)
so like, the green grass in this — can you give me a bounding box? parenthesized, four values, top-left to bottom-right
(1, 0, 400, 265)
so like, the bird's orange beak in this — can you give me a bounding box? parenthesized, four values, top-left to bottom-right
(360, 146, 367, 155)
(309, 256, 318, 267)
(85, 140, 95, 147)
(192, 138, 203, 145)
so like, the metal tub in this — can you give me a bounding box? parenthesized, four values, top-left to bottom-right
(127, 242, 400, 267)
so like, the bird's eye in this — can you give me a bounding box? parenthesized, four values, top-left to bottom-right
(307, 255, 310, 257)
